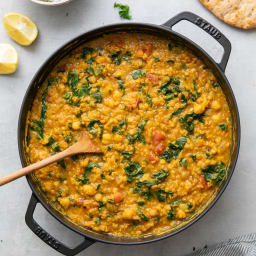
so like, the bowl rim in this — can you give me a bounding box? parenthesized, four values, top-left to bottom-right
(29, 0, 73, 6)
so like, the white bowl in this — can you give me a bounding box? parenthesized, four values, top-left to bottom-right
(30, 0, 73, 6)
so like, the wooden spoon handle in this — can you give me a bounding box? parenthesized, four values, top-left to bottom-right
(0, 148, 72, 186)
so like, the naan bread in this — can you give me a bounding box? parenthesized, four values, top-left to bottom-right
(200, 0, 256, 29)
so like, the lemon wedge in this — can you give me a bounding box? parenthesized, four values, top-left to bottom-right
(0, 43, 18, 74)
(2, 13, 38, 46)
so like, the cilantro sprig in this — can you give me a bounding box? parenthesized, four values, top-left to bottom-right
(114, 3, 132, 20)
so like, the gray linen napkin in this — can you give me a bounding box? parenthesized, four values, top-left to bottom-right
(187, 233, 256, 256)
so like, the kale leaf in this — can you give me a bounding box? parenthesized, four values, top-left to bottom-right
(161, 137, 187, 163)
(124, 162, 144, 183)
(201, 162, 226, 185)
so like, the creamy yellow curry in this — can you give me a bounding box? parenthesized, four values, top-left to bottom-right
(27, 33, 232, 237)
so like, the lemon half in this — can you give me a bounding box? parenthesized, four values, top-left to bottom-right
(0, 43, 18, 74)
(3, 13, 38, 46)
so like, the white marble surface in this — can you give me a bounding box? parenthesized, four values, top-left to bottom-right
(0, 0, 255, 255)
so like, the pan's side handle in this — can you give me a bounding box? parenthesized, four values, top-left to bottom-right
(162, 12, 231, 72)
(25, 194, 95, 256)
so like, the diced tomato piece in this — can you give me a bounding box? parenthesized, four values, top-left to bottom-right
(114, 192, 124, 203)
(76, 198, 85, 206)
(115, 40, 124, 48)
(135, 98, 142, 108)
(46, 95, 53, 103)
(152, 131, 166, 146)
(126, 105, 133, 111)
(142, 43, 153, 56)
(148, 151, 159, 164)
(130, 84, 137, 91)
(155, 143, 165, 155)
(127, 98, 142, 111)
(147, 73, 158, 84)
(199, 176, 207, 187)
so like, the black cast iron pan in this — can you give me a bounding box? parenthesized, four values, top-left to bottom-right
(18, 12, 240, 256)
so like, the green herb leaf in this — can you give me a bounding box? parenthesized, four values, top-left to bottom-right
(168, 43, 173, 51)
(171, 200, 182, 206)
(158, 76, 181, 104)
(206, 152, 212, 159)
(153, 57, 160, 62)
(137, 201, 145, 206)
(219, 124, 227, 131)
(112, 126, 119, 133)
(201, 162, 226, 185)
(186, 202, 193, 209)
(58, 160, 66, 169)
(121, 151, 133, 160)
(91, 86, 102, 103)
(179, 158, 188, 168)
(111, 51, 122, 65)
(114, 2, 132, 20)
(117, 79, 125, 94)
(123, 51, 132, 62)
(112, 119, 127, 134)
(132, 69, 146, 79)
(86, 58, 95, 64)
(156, 189, 173, 202)
(118, 119, 127, 128)
(78, 161, 100, 184)
(179, 112, 204, 133)
(161, 137, 187, 163)
(31, 79, 54, 139)
(134, 180, 155, 200)
(51, 142, 60, 152)
(145, 93, 152, 107)
(86, 67, 94, 75)
(31, 120, 44, 140)
(127, 120, 147, 144)
(95, 217, 101, 224)
(181, 94, 187, 104)
(74, 84, 91, 97)
(167, 43, 182, 54)
(191, 80, 201, 102)
(67, 72, 79, 89)
(81, 47, 95, 59)
(45, 137, 66, 169)
(213, 82, 220, 88)
(88, 120, 100, 135)
(57, 189, 62, 199)
(152, 170, 169, 183)
(107, 199, 114, 204)
(170, 107, 184, 119)
(124, 162, 144, 183)
(167, 206, 176, 220)
(166, 59, 175, 64)
(190, 154, 196, 161)
(98, 201, 105, 210)
(138, 209, 149, 221)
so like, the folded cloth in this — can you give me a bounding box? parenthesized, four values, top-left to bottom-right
(187, 233, 256, 256)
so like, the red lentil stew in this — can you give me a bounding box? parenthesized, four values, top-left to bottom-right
(26, 33, 232, 237)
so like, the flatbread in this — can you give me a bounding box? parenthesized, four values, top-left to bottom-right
(200, 0, 256, 29)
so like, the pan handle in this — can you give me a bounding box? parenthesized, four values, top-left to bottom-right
(162, 12, 231, 72)
(25, 194, 95, 256)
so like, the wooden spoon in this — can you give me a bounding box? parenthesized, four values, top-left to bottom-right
(0, 132, 102, 186)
